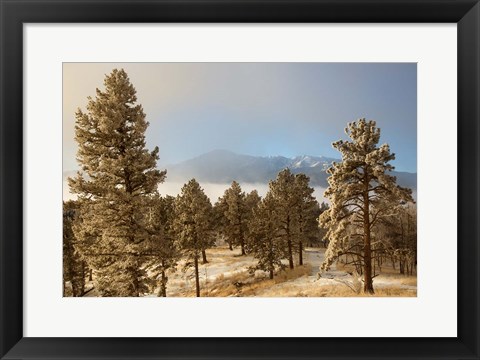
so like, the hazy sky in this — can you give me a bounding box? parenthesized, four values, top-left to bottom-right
(63, 63, 417, 172)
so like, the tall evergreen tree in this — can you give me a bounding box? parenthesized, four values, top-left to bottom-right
(220, 181, 248, 255)
(173, 179, 214, 297)
(243, 190, 261, 248)
(144, 195, 179, 297)
(319, 119, 413, 294)
(247, 192, 286, 279)
(213, 195, 231, 250)
(68, 69, 166, 296)
(292, 174, 319, 266)
(269, 169, 297, 269)
(268, 171, 318, 267)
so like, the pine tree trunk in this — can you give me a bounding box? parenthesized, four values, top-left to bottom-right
(202, 249, 208, 264)
(286, 217, 294, 269)
(229, 243, 233, 251)
(298, 241, 303, 266)
(133, 270, 140, 297)
(157, 259, 167, 297)
(80, 261, 86, 296)
(194, 256, 200, 297)
(89, 268, 93, 282)
(269, 241, 274, 279)
(363, 175, 374, 294)
(240, 220, 246, 255)
(158, 269, 167, 297)
(363, 234, 374, 293)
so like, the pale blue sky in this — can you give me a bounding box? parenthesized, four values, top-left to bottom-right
(63, 63, 416, 173)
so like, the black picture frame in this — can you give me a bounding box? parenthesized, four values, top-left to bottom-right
(1, 1, 479, 359)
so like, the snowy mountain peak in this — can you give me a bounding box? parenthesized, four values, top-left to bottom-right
(290, 155, 334, 169)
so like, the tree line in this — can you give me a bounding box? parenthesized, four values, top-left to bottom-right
(64, 171, 325, 297)
(64, 69, 416, 297)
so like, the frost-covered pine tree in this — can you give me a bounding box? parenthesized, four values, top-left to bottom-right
(291, 174, 319, 265)
(267, 170, 318, 268)
(68, 69, 166, 296)
(269, 169, 299, 269)
(219, 181, 248, 255)
(173, 179, 214, 297)
(247, 192, 286, 279)
(213, 195, 232, 249)
(243, 189, 261, 246)
(319, 119, 413, 294)
(144, 195, 179, 297)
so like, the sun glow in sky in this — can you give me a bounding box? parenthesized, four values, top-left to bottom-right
(63, 62, 416, 172)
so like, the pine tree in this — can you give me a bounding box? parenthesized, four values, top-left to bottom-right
(220, 181, 248, 255)
(173, 179, 214, 297)
(319, 119, 413, 294)
(292, 174, 319, 266)
(68, 69, 166, 296)
(243, 190, 261, 247)
(247, 192, 286, 279)
(213, 195, 231, 250)
(269, 169, 298, 269)
(63, 200, 86, 297)
(144, 195, 179, 297)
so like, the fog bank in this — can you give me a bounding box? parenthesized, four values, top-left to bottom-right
(158, 181, 328, 203)
(63, 179, 328, 203)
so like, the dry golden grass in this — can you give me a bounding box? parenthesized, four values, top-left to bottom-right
(273, 265, 312, 283)
(239, 265, 312, 297)
(398, 276, 417, 286)
(175, 265, 312, 297)
(169, 263, 416, 297)
(373, 274, 418, 287)
(304, 285, 416, 297)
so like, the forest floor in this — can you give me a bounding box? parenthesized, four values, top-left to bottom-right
(82, 245, 416, 297)
(162, 246, 417, 297)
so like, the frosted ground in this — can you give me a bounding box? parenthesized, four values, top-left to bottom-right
(84, 246, 417, 297)
(166, 246, 417, 297)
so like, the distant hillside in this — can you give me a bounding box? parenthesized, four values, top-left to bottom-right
(164, 149, 417, 189)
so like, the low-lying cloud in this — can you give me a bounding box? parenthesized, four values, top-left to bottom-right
(63, 179, 329, 203)
(157, 181, 329, 203)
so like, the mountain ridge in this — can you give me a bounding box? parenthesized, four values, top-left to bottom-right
(163, 149, 417, 189)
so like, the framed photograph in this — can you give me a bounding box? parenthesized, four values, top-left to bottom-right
(1, 1, 479, 359)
